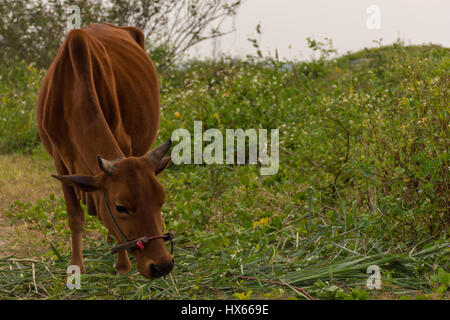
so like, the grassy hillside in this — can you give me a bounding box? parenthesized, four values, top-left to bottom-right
(0, 41, 448, 299)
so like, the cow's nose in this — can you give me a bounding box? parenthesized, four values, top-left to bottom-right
(150, 259, 174, 278)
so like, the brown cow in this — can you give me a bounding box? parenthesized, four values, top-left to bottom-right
(36, 23, 174, 278)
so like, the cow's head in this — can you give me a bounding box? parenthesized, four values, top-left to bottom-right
(53, 140, 173, 278)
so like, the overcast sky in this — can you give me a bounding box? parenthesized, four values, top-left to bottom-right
(187, 0, 450, 60)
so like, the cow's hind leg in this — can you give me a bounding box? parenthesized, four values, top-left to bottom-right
(55, 158, 86, 273)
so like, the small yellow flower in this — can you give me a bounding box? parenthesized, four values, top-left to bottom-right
(349, 85, 354, 94)
(26, 65, 37, 73)
(213, 112, 221, 125)
(253, 217, 269, 228)
(417, 117, 427, 125)
(233, 290, 252, 300)
(175, 112, 181, 118)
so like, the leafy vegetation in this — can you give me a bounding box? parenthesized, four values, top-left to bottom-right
(0, 60, 42, 153)
(0, 40, 448, 299)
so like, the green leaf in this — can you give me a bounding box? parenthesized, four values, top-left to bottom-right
(438, 268, 448, 286)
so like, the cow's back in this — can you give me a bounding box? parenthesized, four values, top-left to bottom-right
(37, 24, 160, 176)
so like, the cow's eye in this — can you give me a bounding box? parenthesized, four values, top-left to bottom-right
(115, 205, 129, 214)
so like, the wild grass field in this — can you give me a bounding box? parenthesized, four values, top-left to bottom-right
(0, 40, 448, 300)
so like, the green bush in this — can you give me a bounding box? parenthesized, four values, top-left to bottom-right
(158, 42, 449, 243)
(0, 59, 43, 153)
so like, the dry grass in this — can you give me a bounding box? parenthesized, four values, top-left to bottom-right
(0, 148, 60, 209)
(0, 147, 62, 257)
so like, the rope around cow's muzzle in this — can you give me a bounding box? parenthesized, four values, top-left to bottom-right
(110, 232, 175, 255)
(103, 190, 174, 255)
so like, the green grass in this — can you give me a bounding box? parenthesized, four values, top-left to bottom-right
(0, 40, 449, 299)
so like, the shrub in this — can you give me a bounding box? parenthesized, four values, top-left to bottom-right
(0, 59, 43, 153)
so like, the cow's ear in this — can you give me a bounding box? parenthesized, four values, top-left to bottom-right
(155, 156, 171, 175)
(52, 174, 101, 192)
(124, 26, 145, 49)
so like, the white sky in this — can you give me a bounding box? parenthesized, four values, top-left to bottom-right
(187, 0, 450, 60)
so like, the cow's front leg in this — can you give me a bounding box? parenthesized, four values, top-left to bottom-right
(55, 159, 86, 273)
(60, 183, 86, 273)
(115, 250, 131, 275)
(68, 211, 86, 273)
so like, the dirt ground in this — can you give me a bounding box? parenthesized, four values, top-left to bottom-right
(0, 151, 62, 257)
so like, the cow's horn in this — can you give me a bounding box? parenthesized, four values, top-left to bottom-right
(97, 155, 115, 175)
(147, 139, 172, 164)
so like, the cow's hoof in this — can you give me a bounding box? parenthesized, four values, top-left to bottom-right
(115, 263, 132, 275)
(70, 262, 85, 274)
(116, 268, 131, 275)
